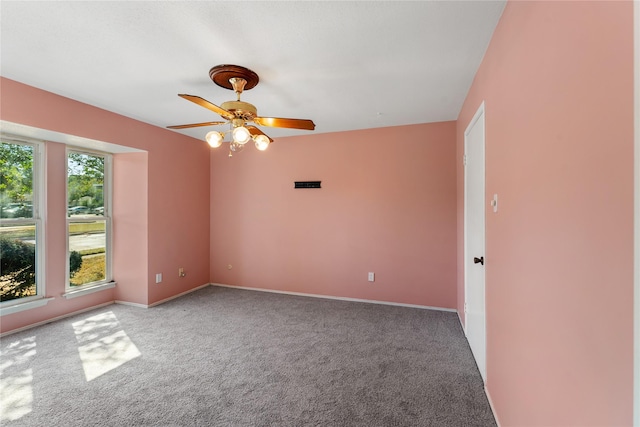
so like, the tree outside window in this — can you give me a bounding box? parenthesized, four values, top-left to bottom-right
(0, 141, 38, 302)
(67, 151, 111, 287)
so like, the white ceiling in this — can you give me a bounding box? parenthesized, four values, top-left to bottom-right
(0, 1, 505, 141)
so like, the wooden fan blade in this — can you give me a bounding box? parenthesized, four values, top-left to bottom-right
(178, 94, 234, 120)
(246, 126, 273, 142)
(253, 116, 315, 130)
(167, 121, 226, 129)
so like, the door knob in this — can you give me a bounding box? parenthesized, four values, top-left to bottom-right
(473, 256, 484, 265)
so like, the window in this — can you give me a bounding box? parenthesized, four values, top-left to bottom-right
(0, 139, 44, 306)
(66, 150, 112, 291)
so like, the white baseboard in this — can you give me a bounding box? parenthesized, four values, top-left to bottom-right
(457, 311, 466, 334)
(457, 304, 495, 425)
(485, 385, 501, 427)
(210, 283, 457, 313)
(114, 300, 149, 309)
(1, 283, 455, 336)
(2, 284, 212, 336)
(147, 283, 211, 308)
(116, 283, 211, 308)
(0, 301, 114, 337)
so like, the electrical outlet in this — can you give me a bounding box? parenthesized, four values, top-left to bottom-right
(368, 272, 375, 282)
(178, 268, 185, 278)
(155, 273, 162, 284)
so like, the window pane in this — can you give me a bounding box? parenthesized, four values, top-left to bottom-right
(0, 224, 37, 302)
(68, 153, 104, 217)
(0, 142, 34, 219)
(69, 220, 106, 286)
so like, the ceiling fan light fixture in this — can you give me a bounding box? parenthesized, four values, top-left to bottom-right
(229, 141, 245, 154)
(169, 65, 316, 156)
(232, 126, 251, 144)
(254, 134, 270, 151)
(205, 130, 224, 148)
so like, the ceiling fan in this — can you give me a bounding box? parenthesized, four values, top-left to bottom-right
(167, 64, 315, 156)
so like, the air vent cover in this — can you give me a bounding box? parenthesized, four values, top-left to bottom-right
(295, 181, 321, 189)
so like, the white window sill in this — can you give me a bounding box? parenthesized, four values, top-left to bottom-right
(0, 297, 55, 316)
(63, 281, 116, 299)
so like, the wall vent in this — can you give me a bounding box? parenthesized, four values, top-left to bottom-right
(294, 181, 321, 189)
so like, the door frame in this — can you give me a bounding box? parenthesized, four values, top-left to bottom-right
(464, 101, 487, 381)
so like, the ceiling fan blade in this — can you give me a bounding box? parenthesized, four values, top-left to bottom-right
(167, 121, 227, 129)
(246, 126, 274, 143)
(178, 94, 234, 120)
(253, 116, 315, 131)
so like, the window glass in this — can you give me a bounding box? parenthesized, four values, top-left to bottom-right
(1, 142, 34, 220)
(68, 152, 104, 217)
(0, 224, 36, 302)
(1, 140, 41, 304)
(67, 150, 110, 288)
(68, 220, 106, 286)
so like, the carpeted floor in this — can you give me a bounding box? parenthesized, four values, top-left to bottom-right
(1, 286, 496, 426)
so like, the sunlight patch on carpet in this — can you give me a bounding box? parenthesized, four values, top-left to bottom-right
(72, 312, 141, 382)
(0, 336, 36, 422)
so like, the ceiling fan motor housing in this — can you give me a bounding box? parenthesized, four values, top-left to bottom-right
(221, 101, 257, 121)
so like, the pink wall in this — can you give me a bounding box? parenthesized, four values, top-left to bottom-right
(456, 1, 635, 425)
(113, 152, 148, 304)
(1, 78, 210, 333)
(210, 122, 457, 309)
(146, 134, 211, 304)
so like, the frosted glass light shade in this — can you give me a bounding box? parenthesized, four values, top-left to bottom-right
(205, 131, 223, 148)
(232, 126, 251, 144)
(254, 135, 270, 151)
(229, 141, 245, 153)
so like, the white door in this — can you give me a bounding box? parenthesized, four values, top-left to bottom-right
(464, 102, 487, 382)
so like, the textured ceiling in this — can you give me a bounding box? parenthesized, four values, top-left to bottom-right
(0, 1, 505, 141)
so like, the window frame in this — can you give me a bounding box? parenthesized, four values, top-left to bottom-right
(0, 136, 46, 311)
(64, 147, 113, 296)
